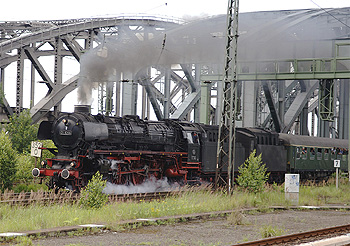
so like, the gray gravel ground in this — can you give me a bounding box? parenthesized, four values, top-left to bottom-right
(26, 209, 350, 246)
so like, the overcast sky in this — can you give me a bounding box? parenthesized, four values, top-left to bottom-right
(1, 0, 349, 21)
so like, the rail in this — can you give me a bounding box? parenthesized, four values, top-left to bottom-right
(234, 223, 350, 246)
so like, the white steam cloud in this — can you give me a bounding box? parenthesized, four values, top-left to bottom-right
(102, 177, 180, 194)
(77, 16, 226, 104)
(78, 9, 350, 104)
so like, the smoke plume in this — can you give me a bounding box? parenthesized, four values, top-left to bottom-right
(78, 8, 350, 104)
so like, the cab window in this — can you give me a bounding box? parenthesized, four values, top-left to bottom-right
(187, 133, 193, 144)
(192, 132, 199, 144)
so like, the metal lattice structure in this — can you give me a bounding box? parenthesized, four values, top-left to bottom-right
(0, 8, 349, 142)
(215, 0, 239, 191)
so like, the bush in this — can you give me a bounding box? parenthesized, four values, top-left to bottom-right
(0, 131, 18, 191)
(236, 150, 270, 193)
(79, 172, 108, 209)
(4, 110, 38, 154)
(15, 154, 36, 182)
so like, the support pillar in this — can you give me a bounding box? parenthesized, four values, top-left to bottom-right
(163, 67, 171, 119)
(16, 48, 24, 114)
(105, 82, 114, 115)
(242, 81, 255, 127)
(339, 80, 349, 139)
(121, 72, 137, 115)
(300, 104, 309, 135)
(200, 81, 211, 124)
(54, 38, 63, 114)
(30, 61, 35, 109)
(115, 72, 121, 116)
(0, 67, 4, 92)
(193, 64, 200, 123)
(141, 67, 151, 120)
(278, 81, 285, 126)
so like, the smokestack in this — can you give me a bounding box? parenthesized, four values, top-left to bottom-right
(74, 105, 91, 114)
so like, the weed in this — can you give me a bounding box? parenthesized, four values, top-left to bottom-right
(13, 236, 33, 246)
(260, 224, 286, 238)
(227, 211, 245, 225)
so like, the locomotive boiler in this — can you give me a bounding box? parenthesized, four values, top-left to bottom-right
(33, 105, 203, 192)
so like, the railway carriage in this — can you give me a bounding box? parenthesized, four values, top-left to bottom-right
(279, 133, 348, 180)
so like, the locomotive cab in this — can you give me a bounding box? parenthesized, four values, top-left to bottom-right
(185, 131, 201, 162)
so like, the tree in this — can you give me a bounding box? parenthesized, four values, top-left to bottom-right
(0, 131, 17, 191)
(236, 150, 270, 193)
(4, 110, 38, 154)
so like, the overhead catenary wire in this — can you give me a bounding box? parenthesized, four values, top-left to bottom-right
(310, 0, 350, 29)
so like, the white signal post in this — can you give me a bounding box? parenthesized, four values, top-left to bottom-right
(334, 159, 340, 189)
(31, 141, 43, 168)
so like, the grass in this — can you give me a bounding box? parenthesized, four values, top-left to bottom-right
(1, 181, 350, 234)
(299, 178, 350, 205)
(260, 224, 287, 238)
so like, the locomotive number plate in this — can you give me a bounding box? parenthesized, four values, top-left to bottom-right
(60, 130, 72, 136)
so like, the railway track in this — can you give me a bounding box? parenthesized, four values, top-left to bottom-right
(0, 190, 180, 205)
(234, 223, 350, 246)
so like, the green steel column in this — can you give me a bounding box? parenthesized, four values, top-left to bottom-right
(200, 81, 211, 124)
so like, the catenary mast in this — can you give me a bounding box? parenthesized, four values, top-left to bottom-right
(215, 0, 239, 192)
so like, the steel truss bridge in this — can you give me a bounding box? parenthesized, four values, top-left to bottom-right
(0, 8, 350, 138)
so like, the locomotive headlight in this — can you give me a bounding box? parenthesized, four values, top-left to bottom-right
(61, 169, 70, 179)
(32, 168, 41, 177)
(41, 160, 47, 167)
(70, 162, 76, 167)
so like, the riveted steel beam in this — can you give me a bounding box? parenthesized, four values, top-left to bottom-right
(23, 46, 54, 91)
(30, 75, 78, 123)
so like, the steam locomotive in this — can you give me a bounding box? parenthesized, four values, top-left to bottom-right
(32, 105, 349, 192)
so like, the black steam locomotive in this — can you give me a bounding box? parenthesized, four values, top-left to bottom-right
(32, 106, 349, 192)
